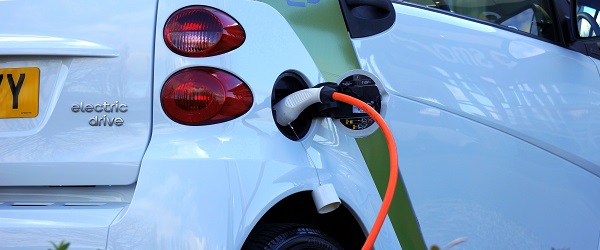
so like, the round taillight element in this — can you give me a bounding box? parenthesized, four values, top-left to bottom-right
(164, 6, 245, 57)
(161, 67, 253, 125)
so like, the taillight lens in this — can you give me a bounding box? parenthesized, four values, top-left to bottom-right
(164, 6, 245, 57)
(161, 67, 253, 125)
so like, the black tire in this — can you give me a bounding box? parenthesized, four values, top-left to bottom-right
(242, 223, 343, 250)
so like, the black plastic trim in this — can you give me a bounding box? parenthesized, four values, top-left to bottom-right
(338, 0, 396, 38)
(566, 0, 600, 58)
(271, 72, 312, 141)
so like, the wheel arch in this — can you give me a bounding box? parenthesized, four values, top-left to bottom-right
(243, 191, 366, 249)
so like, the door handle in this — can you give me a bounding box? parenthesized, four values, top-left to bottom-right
(346, 0, 392, 19)
(339, 0, 395, 38)
(585, 42, 600, 59)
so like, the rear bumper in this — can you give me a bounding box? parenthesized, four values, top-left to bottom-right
(0, 202, 126, 249)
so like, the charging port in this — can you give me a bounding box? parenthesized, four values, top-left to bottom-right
(271, 72, 314, 141)
(318, 74, 382, 131)
(272, 70, 386, 139)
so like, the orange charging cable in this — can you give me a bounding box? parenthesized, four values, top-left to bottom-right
(331, 92, 398, 250)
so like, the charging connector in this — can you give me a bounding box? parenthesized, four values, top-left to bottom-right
(272, 70, 384, 139)
(273, 86, 335, 126)
(273, 83, 381, 128)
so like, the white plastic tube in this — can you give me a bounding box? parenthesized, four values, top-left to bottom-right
(312, 183, 341, 214)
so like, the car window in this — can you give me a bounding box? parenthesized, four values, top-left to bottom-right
(576, 0, 600, 38)
(398, 0, 559, 42)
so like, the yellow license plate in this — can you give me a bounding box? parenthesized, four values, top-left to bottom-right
(0, 67, 39, 118)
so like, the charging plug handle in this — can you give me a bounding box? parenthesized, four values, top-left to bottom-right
(272, 82, 382, 126)
(273, 86, 336, 126)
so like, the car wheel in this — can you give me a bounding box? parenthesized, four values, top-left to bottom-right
(242, 223, 343, 250)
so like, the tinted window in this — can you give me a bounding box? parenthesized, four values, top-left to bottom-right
(399, 0, 559, 42)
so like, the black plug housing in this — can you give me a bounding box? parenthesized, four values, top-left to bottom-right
(314, 76, 382, 119)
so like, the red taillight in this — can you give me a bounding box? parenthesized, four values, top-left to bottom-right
(161, 67, 253, 125)
(164, 6, 245, 57)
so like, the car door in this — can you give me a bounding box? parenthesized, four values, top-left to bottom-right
(345, 0, 600, 248)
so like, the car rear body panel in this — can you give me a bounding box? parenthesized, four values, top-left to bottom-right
(0, 0, 157, 186)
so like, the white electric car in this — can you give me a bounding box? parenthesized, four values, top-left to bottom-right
(1, 0, 600, 249)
